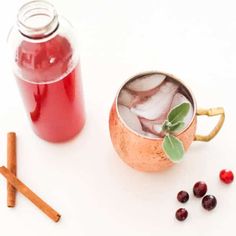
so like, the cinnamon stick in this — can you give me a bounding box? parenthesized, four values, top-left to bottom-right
(0, 166, 61, 222)
(7, 132, 17, 207)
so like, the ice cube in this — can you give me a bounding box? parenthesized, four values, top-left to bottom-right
(183, 105, 194, 127)
(126, 74, 166, 92)
(171, 93, 188, 108)
(131, 82, 178, 120)
(140, 118, 164, 137)
(140, 118, 153, 132)
(118, 89, 135, 107)
(142, 132, 159, 138)
(170, 93, 194, 128)
(118, 105, 143, 133)
(153, 124, 163, 133)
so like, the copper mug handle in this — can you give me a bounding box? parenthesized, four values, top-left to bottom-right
(194, 107, 225, 142)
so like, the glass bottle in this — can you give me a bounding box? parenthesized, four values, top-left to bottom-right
(8, 0, 85, 142)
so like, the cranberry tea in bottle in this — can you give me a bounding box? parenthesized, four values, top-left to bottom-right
(8, 0, 85, 142)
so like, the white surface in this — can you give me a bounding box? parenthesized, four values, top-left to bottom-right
(0, 0, 236, 235)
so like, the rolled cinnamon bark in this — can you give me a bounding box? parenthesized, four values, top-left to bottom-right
(0, 166, 61, 222)
(7, 132, 17, 207)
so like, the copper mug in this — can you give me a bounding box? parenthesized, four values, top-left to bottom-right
(109, 71, 225, 172)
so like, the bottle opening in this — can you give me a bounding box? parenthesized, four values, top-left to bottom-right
(17, 0, 59, 39)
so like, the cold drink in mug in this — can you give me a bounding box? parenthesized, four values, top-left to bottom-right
(117, 73, 194, 138)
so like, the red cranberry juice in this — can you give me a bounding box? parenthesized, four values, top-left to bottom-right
(16, 35, 85, 142)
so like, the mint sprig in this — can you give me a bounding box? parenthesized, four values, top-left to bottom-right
(162, 102, 190, 163)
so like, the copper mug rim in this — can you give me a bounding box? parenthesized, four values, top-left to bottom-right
(115, 71, 197, 140)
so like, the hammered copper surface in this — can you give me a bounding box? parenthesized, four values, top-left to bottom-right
(109, 102, 197, 172)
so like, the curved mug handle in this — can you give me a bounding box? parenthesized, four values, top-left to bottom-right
(194, 107, 225, 142)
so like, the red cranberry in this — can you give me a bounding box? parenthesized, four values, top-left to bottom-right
(175, 208, 188, 221)
(193, 181, 207, 198)
(202, 195, 217, 211)
(177, 191, 189, 203)
(220, 169, 234, 184)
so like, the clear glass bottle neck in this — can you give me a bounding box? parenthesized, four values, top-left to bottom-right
(17, 0, 59, 39)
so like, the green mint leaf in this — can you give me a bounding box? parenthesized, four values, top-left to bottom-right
(162, 134, 185, 162)
(168, 121, 185, 132)
(162, 120, 171, 131)
(167, 102, 190, 124)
